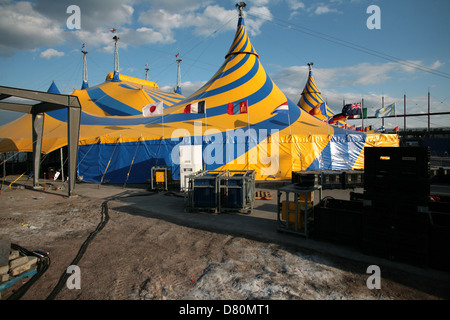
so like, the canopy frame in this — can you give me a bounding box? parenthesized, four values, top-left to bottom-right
(0, 85, 81, 197)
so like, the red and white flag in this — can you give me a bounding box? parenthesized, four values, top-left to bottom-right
(110, 28, 117, 33)
(143, 101, 163, 117)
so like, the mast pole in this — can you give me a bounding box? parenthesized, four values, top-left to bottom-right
(145, 63, 149, 81)
(176, 59, 182, 89)
(428, 88, 431, 132)
(82, 47, 88, 88)
(404, 94, 406, 131)
(113, 35, 120, 75)
(235, 2, 247, 17)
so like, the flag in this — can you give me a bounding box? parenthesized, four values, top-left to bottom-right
(184, 100, 205, 114)
(271, 101, 289, 114)
(175, 53, 180, 58)
(375, 103, 395, 118)
(364, 125, 372, 132)
(142, 101, 163, 117)
(227, 100, 248, 115)
(377, 126, 385, 133)
(355, 126, 364, 132)
(327, 113, 347, 124)
(110, 28, 117, 33)
(342, 103, 362, 118)
(309, 104, 321, 116)
(393, 126, 399, 132)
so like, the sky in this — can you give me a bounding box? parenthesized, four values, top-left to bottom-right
(1, 0, 449, 130)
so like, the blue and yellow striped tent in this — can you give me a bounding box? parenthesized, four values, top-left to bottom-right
(0, 12, 398, 183)
(298, 68, 337, 121)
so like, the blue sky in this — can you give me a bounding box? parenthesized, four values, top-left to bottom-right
(1, 0, 449, 129)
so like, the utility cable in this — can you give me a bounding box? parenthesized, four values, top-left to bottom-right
(247, 11, 450, 80)
(6, 244, 51, 300)
(45, 199, 110, 300)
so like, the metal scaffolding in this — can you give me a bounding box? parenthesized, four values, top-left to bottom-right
(0, 85, 81, 197)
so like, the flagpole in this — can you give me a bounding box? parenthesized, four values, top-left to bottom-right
(247, 104, 250, 169)
(287, 104, 292, 137)
(162, 105, 165, 138)
(204, 107, 207, 170)
(404, 94, 406, 131)
(428, 88, 431, 132)
(361, 98, 364, 131)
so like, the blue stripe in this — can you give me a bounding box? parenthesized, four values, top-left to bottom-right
(47, 64, 283, 128)
(86, 87, 142, 116)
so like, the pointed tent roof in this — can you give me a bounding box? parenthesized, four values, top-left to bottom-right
(0, 72, 186, 153)
(72, 72, 185, 116)
(81, 80, 89, 90)
(298, 68, 336, 120)
(47, 81, 61, 94)
(0, 7, 398, 181)
(164, 14, 295, 131)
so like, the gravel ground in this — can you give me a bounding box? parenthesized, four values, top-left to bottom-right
(0, 178, 449, 302)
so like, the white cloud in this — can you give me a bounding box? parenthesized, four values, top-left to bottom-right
(273, 60, 444, 92)
(40, 48, 65, 59)
(246, 6, 273, 36)
(272, 60, 446, 114)
(160, 80, 207, 98)
(0, 1, 65, 56)
(138, 3, 272, 38)
(138, 5, 237, 38)
(33, 0, 136, 31)
(314, 5, 339, 15)
(287, 0, 305, 11)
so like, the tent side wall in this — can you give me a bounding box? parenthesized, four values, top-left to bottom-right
(76, 130, 399, 183)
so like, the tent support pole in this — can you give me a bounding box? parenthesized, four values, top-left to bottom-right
(67, 104, 81, 197)
(32, 112, 45, 189)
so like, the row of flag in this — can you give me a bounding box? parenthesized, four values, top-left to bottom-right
(325, 102, 396, 125)
(142, 100, 290, 117)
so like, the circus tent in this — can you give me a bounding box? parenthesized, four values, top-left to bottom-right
(0, 7, 399, 184)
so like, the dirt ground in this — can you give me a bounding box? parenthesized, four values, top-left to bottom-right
(1, 181, 449, 301)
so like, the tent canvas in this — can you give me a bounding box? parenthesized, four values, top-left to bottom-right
(0, 10, 398, 184)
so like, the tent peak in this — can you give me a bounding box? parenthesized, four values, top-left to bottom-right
(236, 2, 247, 18)
(224, 3, 259, 60)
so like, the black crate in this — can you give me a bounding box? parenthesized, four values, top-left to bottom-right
(364, 147, 430, 178)
(350, 191, 365, 201)
(362, 211, 431, 266)
(313, 199, 364, 246)
(428, 211, 450, 270)
(343, 170, 364, 189)
(321, 171, 345, 189)
(363, 199, 429, 218)
(364, 175, 430, 204)
(292, 171, 320, 187)
(428, 200, 450, 214)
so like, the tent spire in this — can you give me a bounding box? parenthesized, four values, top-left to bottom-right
(175, 58, 183, 95)
(145, 63, 149, 81)
(112, 34, 120, 81)
(225, 2, 258, 59)
(307, 62, 314, 73)
(81, 44, 89, 89)
(47, 80, 61, 94)
(236, 2, 247, 17)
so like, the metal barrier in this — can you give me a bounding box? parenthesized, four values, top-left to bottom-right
(218, 170, 255, 214)
(184, 170, 255, 214)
